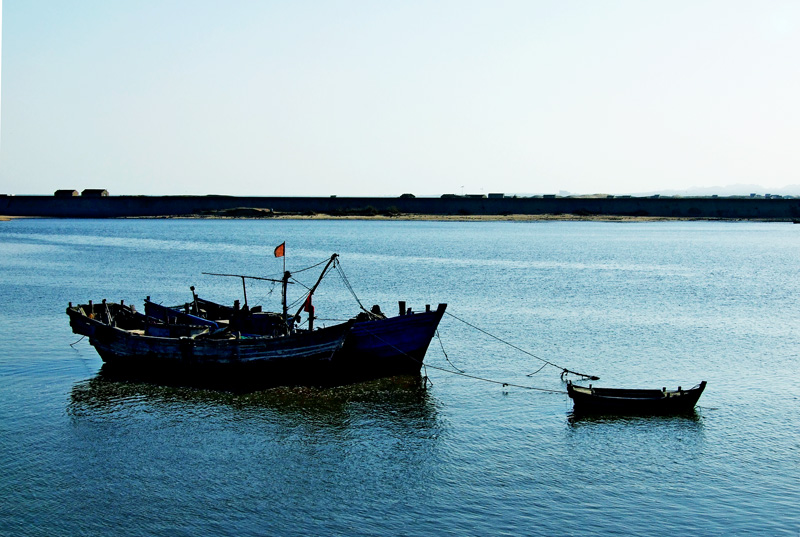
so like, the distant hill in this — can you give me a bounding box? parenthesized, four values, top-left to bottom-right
(505, 184, 800, 198)
(630, 184, 800, 197)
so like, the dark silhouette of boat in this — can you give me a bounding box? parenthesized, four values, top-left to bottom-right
(67, 254, 446, 388)
(567, 381, 707, 414)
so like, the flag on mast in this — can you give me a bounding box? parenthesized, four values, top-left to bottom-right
(274, 242, 285, 258)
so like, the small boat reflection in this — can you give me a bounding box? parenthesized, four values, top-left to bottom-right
(567, 407, 704, 426)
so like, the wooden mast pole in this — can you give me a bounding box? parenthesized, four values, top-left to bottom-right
(282, 269, 290, 323)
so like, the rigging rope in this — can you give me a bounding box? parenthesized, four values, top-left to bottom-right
(288, 256, 339, 313)
(290, 278, 312, 291)
(292, 258, 332, 274)
(443, 311, 599, 381)
(334, 260, 370, 314)
(287, 276, 311, 311)
(249, 281, 279, 307)
(287, 295, 306, 311)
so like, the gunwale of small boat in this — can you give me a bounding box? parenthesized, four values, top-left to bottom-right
(566, 381, 707, 414)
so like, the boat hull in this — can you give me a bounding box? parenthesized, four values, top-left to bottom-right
(342, 305, 446, 378)
(567, 381, 707, 414)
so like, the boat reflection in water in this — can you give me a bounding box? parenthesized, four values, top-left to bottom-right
(567, 408, 704, 426)
(68, 370, 441, 432)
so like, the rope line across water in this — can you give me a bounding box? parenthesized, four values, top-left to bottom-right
(443, 311, 599, 380)
(359, 326, 568, 394)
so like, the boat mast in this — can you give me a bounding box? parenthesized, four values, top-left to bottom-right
(293, 253, 338, 321)
(282, 269, 290, 323)
(281, 243, 288, 323)
(240, 276, 248, 308)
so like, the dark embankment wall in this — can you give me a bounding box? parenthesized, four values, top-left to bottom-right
(2, 195, 800, 219)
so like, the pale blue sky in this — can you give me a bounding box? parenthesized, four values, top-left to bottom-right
(1, 1, 799, 196)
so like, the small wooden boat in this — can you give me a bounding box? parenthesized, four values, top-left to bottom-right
(566, 380, 707, 414)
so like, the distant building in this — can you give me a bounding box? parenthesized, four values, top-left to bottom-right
(55, 190, 79, 198)
(488, 193, 505, 199)
(81, 189, 109, 197)
(466, 194, 487, 199)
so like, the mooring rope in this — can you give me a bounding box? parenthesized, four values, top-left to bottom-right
(423, 361, 567, 393)
(436, 329, 464, 373)
(443, 311, 599, 380)
(359, 326, 567, 394)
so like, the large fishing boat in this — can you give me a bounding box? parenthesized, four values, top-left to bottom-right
(67, 253, 446, 387)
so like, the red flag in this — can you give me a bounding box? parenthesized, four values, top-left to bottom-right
(303, 294, 313, 312)
(274, 242, 285, 258)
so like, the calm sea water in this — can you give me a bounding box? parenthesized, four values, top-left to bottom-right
(1, 218, 799, 536)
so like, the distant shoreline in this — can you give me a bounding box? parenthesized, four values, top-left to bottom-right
(3, 194, 799, 219)
(1, 213, 780, 223)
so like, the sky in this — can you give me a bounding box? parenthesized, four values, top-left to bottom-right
(1, 1, 799, 197)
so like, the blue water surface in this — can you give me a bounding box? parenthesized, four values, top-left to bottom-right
(1, 218, 799, 536)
